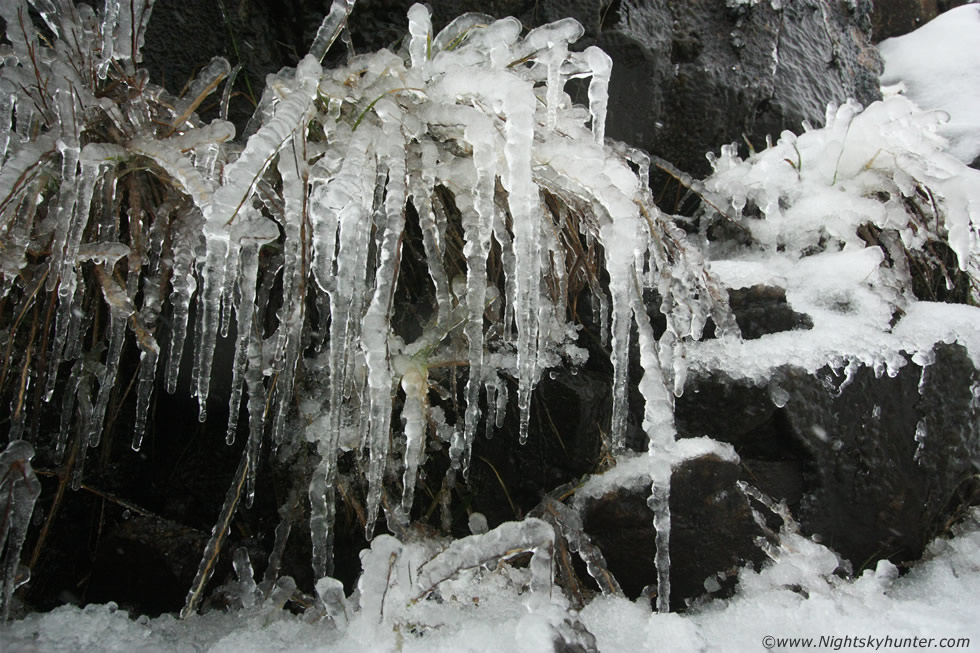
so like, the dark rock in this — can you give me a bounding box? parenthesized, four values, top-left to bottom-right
(871, 0, 939, 41)
(466, 369, 610, 527)
(580, 453, 769, 611)
(728, 284, 813, 340)
(600, 0, 882, 177)
(676, 343, 980, 573)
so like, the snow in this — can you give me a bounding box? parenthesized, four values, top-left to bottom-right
(879, 4, 980, 164)
(3, 509, 979, 652)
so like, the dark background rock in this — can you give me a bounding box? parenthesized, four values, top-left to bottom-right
(676, 343, 980, 573)
(580, 453, 769, 611)
(870, 0, 973, 41)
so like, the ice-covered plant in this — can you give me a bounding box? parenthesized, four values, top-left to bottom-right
(704, 96, 980, 305)
(0, 0, 734, 615)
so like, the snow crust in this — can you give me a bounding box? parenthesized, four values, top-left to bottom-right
(879, 4, 980, 164)
(3, 509, 978, 652)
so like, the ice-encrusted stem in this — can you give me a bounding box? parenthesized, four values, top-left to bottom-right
(194, 55, 320, 420)
(309, 0, 356, 62)
(415, 518, 555, 609)
(631, 272, 678, 613)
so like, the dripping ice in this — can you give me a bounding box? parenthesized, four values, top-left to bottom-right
(0, 0, 737, 617)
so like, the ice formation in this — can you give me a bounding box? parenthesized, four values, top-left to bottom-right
(0, 0, 729, 617)
(2, 0, 979, 632)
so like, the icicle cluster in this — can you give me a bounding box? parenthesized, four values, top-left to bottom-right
(0, 0, 733, 612)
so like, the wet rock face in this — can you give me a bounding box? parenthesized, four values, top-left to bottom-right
(676, 343, 980, 572)
(601, 0, 882, 176)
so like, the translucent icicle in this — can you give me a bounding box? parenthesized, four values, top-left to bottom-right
(407, 4, 431, 69)
(243, 329, 266, 510)
(1, 0, 38, 63)
(87, 266, 135, 448)
(0, 79, 15, 164)
(647, 465, 672, 614)
(455, 109, 496, 475)
(0, 440, 42, 622)
(397, 361, 427, 521)
(180, 452, 248, 619)
(631, 276, 676, 613)
(46, 154, 102, 400)
(132, 347, 158, 451)
(309, 457, 335, 580)
(226, 212, 278, 446)
(96, 0, 120, 79)
(173, 57, 231, 127)
(232, 547, 258, 609)
(195, 56, 319, 418)
(431, 12, 495, 56)
(111, 0, 154, 66)
(411, 141, 451, 327)
(584, 47, 612, 143)
(541, 42, 567, 130)
(362, 119, 407, 539)
(538, 497, 622, 596)
(164, 210, 203, 394)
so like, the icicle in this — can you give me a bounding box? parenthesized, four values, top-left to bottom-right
(0, 79, 15, 163)
(411, 141, 451, 327)
(407, 3, 431, 69)
(537, 497, 622, 596)
(449, 108, 496, 475)
(181, 451, 248, 619)
(164, 210, 203, 394)
(232, 547, 259, 609)
(111, 0, 154, 67)
(315, 576, 349, 627)
(309, 0, 355, 62)
(0, 440, 42, 623)
(1, 0, 38, 64)
(647, 464, 672, 613)
(46, 153, 104, 401)
(194, 55, 319, 418)
(540, 41, 567, 130)
(584, 47, 612, 143)
(131, 346, 157, 451)
(226, 212, 278, 447)
(431, 12, 495, 56)
(87, 266, 135, 448)
(96, 0, 121, 79)
(362, 111, 407, 538)
(630, 274, 677, 613)
(396, 359, 427, 521)
(309, 456, 336, 579)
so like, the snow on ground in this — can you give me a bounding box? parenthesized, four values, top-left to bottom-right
(879, 4, 980, 164)
(1, 509, 978, 652)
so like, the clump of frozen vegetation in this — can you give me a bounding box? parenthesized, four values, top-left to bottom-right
(0, 0, 734, 620)
(693, 95, 980, 383)
(1, 0, 979, 635)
